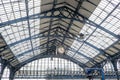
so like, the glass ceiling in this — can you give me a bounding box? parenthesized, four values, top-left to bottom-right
(0, 0, 41, 62)
(15, 58, 83, 78)
(67, 0, 120, 63)
(1, 59, 120, 79)
(0, 0, 120, 67)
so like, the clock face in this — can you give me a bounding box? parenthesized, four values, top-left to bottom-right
(57, 46, 65, 54)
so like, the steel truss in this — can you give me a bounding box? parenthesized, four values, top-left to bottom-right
(0, 1, 120, 80)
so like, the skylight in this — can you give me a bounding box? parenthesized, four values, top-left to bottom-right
(15, 58, 83, 78)
(0, 0, 41, 62)
(0, 0, 120, 65)
(67, 0, 120, 64)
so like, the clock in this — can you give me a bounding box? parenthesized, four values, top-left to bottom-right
(57, 46, 65, 54)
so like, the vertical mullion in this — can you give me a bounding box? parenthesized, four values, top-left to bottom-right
(47, 0, 57, 54)
(18, 0, 27, 40)
(36, 59, 39, 78)
(9, 0, 23, 56)
(25, 0, 35, 56)
(1, 0, 10, 21)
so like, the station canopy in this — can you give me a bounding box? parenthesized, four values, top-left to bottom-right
(0, 0, 120, 69)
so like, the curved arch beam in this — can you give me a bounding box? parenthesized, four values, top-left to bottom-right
(14, 52, 87, 71)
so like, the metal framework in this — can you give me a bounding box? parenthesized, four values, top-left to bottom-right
(0, 0, 120, 80)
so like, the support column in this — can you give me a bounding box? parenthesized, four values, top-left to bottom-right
(0, 63, 6, 80)
(9, 67, 16, 80)
(0, 59, 7, 80)
(96, 64, 105, 80)
(98, 65, 105, 80)
(111, 59, 119, 80)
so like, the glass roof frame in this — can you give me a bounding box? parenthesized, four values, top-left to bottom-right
(0, 0, 120, 69)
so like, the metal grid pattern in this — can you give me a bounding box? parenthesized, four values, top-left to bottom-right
(1, 59, 120, 79)
(0, 0, 119, 73)
(66, 0, 120, 67)
(0, 0, 100, 67)
(0, 0, 41, 65)
(15, 58, 83, 78)
(14, 58, 120, 79)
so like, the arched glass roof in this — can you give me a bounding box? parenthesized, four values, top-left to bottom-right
(15, 58, 83, 79)
(0, 0, 120, 70)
